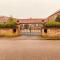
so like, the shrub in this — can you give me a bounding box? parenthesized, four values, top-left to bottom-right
(44, 21, 60, 27)
(0, 17, 17, 29)
(55, 15, 60, 22)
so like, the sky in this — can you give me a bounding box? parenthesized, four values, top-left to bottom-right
(0, 0, 60, 18)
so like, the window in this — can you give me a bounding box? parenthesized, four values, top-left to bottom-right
(44, 29, 47, 33)
(42, 20, 44, 22)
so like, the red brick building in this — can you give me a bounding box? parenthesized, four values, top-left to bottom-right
(0, 10, 60, 30)
(47, 10, 60, 21)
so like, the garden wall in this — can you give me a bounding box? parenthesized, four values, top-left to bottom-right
(0, 28, 20, 37)
(42, 28, 60, 37)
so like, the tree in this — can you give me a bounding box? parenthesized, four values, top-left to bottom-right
(0, 23, 5, 28)
(44, 21, 60, 27)
(6, 17, 17, 28)
(0, 16, 17, 29)
(7, 16, 16, 25)
(55, 15, 60, 22)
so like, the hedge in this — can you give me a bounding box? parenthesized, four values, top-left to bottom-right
(44, 21, 60, 27)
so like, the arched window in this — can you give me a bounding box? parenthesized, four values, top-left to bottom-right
(44, 29, 47, 33)
(42, 20, 44, 22)
(13, 29, 16, 33)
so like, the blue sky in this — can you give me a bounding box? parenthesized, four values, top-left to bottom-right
(0, 0, 60, 18)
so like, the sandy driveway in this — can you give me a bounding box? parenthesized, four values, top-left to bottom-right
(0, 39, 60, 60)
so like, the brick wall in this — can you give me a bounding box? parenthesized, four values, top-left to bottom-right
(42, 28, 60, 37)
(0, 28, 20, 37)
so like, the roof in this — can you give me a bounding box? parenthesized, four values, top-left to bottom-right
(0, 16, 47, 24)
(47, 10, 60, 19)
(16, 18, 47, 24)
(0, 16, 9, 23)
(0, 16, 17, 23)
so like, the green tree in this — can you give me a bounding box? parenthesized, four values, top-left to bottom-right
(0, 24, 5, 28)
(6, 17, 17, 28)
(7, 17, 16, 24)
(44, 21, 60, 27)
(55, 15, 60, 22)
(0, 17, 17, 29)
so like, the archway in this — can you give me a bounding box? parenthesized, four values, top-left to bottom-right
(20, 23, 43, 36)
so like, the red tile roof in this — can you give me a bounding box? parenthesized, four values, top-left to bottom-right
(17, 18, 47, 24)
(0, 16, 9, 23)
(0, 16, 47, 24)
(47, 10, 60, 20)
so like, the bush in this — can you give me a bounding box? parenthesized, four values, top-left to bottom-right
(0, 23, 17, 29)
(44, 21, 60, 27)
(5, 23, 17, 28)
(0, 17, 17, 29)
(55, 15, 60, 22)
(0, 24, 6, 28)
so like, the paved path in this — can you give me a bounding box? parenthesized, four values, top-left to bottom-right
(0, 36, 41, 40)
(0, 39, 60, 60)
(21, 30, 41, 36)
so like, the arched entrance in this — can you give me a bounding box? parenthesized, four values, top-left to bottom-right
(24, 24, 29, 29)
(20, 23, 43, 36)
